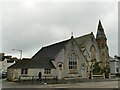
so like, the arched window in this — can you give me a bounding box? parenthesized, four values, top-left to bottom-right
(90, 45, 96, 61)
(69, 53, 77, 69)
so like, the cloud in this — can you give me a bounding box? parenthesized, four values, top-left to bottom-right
(2, 1, 118, 58)
(0, 3, 2, 52)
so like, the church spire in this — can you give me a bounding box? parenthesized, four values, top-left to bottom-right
(98, 20, 103, 30)
(96, 20, 107, 40)
(96, 20, 109, 70)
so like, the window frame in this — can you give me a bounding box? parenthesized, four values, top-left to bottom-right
(21, 69, 28, 75)
(44, 69, 51, 75)
(68, 52, 77, 70)
(116, 67, 119, 73)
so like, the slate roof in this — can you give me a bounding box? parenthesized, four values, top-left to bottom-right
(109, 57, 120, 62)
(116, 57, 120, 60)
(7, 60, 14, 63)
(30, 33, 95, 69)
(9, 33, 96, 69)
(8, 39, 70, 69)
(8, 57, 55, 69)
(75, 32, 95, 47)
(32, 39, 70, 60)
(114, 56, 120, 60)
(8, 59, 31, 69)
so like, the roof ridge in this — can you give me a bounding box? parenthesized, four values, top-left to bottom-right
(32, 38, 70, 59)
(75, 32, 93, 39)
(43, 39, 70, 48)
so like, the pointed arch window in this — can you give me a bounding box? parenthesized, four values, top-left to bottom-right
(69, 53, 77, 69)
(90, 45, 96, 61)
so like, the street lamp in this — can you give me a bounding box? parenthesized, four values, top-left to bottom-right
(12, 49, 22, 60)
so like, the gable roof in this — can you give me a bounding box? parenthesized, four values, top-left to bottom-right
(7, 60, 14, 63)
(32, 39, 70, 60)
(8, 59, 30, 69)
(75, 32, 95, 47)
(116, 57, 120, 60)
(9, 33, 97, 69)
(9, 39, 70, 69)
(32, 33, 95, 62)
(114, 56, 120, 61)
(8, 57, 55, 69)
(109, 57, 120, 62)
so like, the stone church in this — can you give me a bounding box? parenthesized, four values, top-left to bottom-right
(7, 20, 110, 81)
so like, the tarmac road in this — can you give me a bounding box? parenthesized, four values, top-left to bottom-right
(1, 78, 119, 88)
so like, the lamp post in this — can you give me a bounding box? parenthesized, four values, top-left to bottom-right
(12, 49, 22, 60)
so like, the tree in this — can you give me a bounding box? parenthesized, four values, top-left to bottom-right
(93, 62, 101, 75)
(101, 65, 110, 74)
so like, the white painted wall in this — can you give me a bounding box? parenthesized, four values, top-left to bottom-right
(2, 59, 15, 72)
(110, 57, 120, 74)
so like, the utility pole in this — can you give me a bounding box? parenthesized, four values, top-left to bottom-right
(12, 49, 22, 60)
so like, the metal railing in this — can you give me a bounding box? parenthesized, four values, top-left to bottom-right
(18, 75, 58, 84)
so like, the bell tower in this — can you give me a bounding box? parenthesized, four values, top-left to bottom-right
(96, 20, 109, 68)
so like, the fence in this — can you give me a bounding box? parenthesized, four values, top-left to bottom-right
(18, 75, 58, 84)
(92, 75, 104, 79)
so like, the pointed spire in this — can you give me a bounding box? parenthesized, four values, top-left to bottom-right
(96, 20, 107, 40)
(98, 20, 103, 30)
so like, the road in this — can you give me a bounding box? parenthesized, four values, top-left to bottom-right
(1, 79, 119, 88)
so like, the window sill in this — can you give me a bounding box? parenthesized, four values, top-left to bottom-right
(68, 72, 78, 74)
(21, 74, 28, 77)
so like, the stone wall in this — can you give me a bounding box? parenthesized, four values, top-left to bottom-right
(54, 38, 87, 79)
(7, 68, 56, 81)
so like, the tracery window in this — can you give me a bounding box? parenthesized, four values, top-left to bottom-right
(69, 53, 77, 69)
(90, 45, 96, 61)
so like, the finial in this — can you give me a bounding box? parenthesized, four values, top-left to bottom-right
(71, 32, 73, 36)
(70, 32, 74, 39)
(91, 32, 93, 34)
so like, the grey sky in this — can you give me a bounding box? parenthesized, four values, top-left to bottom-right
(1, 0, 118, 58)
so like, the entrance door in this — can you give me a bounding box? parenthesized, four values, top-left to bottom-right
(58, 63, 63, 79)
(58, 69, 62, 79)
(105, 73, 109, 78)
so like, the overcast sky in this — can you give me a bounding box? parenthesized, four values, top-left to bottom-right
(1, 0, 118, 59)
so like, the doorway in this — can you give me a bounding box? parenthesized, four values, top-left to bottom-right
(58, 63, 63, 79)
(105, 73, 109, 78)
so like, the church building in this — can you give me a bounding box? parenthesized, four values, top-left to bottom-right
(7, 20, 110, 81)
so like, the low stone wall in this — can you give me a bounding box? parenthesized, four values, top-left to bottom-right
(18, 75, 57, 81)
(92, 75, 104, 79)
